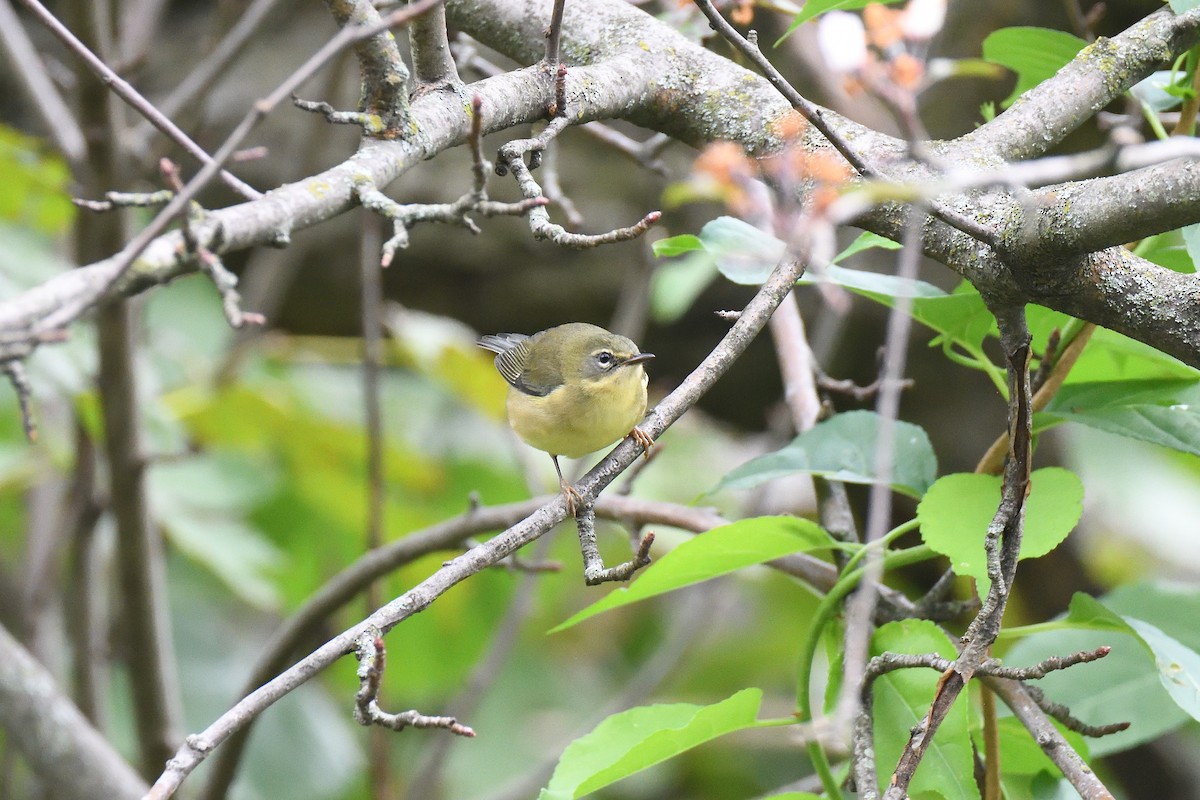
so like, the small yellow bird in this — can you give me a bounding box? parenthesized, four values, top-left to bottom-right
(479, 323, 655, 513)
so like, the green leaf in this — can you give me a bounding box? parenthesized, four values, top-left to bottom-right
(872, 620, 979, 800)
(990, 716, 1087, 777)
(0, 221, 72, 293)
(1182, 223, 1200, 273)
(551, 517, 834, 633)
(695, 215, 1000, 364)
(1104, 580, 1200, 653)
(1124, 618, 1200, 722)
(1038, 379, 1200, 455)
(148, 455, 285, 609)
(831, 231, 902, 263)
(982, 27, 1087, 106)
(652, 234, 704, 257)
(1132, 69, 1187, 112)
(538, 688, 763, 800)
(1004, 620, 1186, 757)
(699, 219, 963, 348)
(1134, 229, 1193, 272)
(1065, 327, 1200, 384)
(916, 468, 1083, 593)
(714, 410, 938, 498)
(778, 0, 903, 43)
(982, 28, 1087, 107)
(0, 126, 74, 234)
(1059, 592, 1133, 634)
(1004, 590, 1200, 755)
(1170, 0, 1200, 13)
(705, 217, 943, 298)
(701, 216, 786, 284)
(798, 263, 945, 299)
(650, 251, 718, 323)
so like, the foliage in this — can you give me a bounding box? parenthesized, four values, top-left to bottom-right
(5, 3, 1200, 800)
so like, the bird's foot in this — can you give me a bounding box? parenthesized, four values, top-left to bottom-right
(560, 479, 583, 516)
(628, 426, 654, 460)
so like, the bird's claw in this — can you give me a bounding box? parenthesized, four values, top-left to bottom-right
(560, 479, 584, 516)
(628, 427, 654, 460)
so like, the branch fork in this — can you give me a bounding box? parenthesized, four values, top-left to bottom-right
(352, 95, 550, 266)
(574, 501, 655, 585)
(353, 627, 475, 737)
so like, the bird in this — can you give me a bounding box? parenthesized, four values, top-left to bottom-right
(479, 322, 655, 514)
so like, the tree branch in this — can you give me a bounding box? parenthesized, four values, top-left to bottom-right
(8, 0, 1200, 374)
(15, 0, 259, 198)
(0, 621, 147, 800)
(960, 5, 1200, 160)
(148, 219, 808, 797)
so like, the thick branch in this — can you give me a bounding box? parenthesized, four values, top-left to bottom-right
(6, 0, 1200, 373)
(1015, 158, 1200, 258)
(959, 5, 1200, 160)
(0, 622, 147, 800)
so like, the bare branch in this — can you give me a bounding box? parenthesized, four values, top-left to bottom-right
(14, 0, 259, 199)
(960, 5, 1200, 160)
(0, 0, 444, 360)
(292, 96, 388, 134)
(882, 305, 1034, 800)
(352, 628, 475, 737)
(129, 0, 286, 153)
(495, 125, 661, 247)
(197, 494, 745, 800)
(97, 301, 185, 777)
(575, 502, 654, 585)
(410, 1, 458, 87)
(0, 0, 86, 162)
(0, 622, 147, 800)
(150, 232, 809, 798)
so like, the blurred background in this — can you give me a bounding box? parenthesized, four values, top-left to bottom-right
(2, 0, 1199, 798)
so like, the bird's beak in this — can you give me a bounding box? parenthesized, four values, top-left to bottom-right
(622, 352, 655, 366)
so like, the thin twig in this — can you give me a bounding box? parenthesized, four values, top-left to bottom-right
(1022, 683, 1131, 738)
(2, 361, 36, 442)
(834, 206, 925, 742)
(352, 628, 476, 737)
(358, 211, 391, 800)
(882, 306, 1033, 800)
(21, 0, 445, 347)
(153, 241, 810, 799)
(976, 323, 1095, 474)
(689, 0, 999, 248)
(544, 0, 566, 68)
(581, 125, 672, 175)
(575, 502, 655, 585)
(15, 0, 259, 199)
(0, 0, 86, 162)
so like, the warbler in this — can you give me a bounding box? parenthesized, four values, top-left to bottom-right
(479, 323, 655, 513)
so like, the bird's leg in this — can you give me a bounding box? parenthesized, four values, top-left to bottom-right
(551, 455, 582, 516)
(627, 427, 654, 460)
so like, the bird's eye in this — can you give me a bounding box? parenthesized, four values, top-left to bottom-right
(595, 351, 615, 368)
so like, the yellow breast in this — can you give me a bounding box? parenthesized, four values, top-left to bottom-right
(507, 365, 648, 458)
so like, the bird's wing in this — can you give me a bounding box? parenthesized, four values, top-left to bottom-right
(477, 332, 527, 355)
(478, 333, 557, 397)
